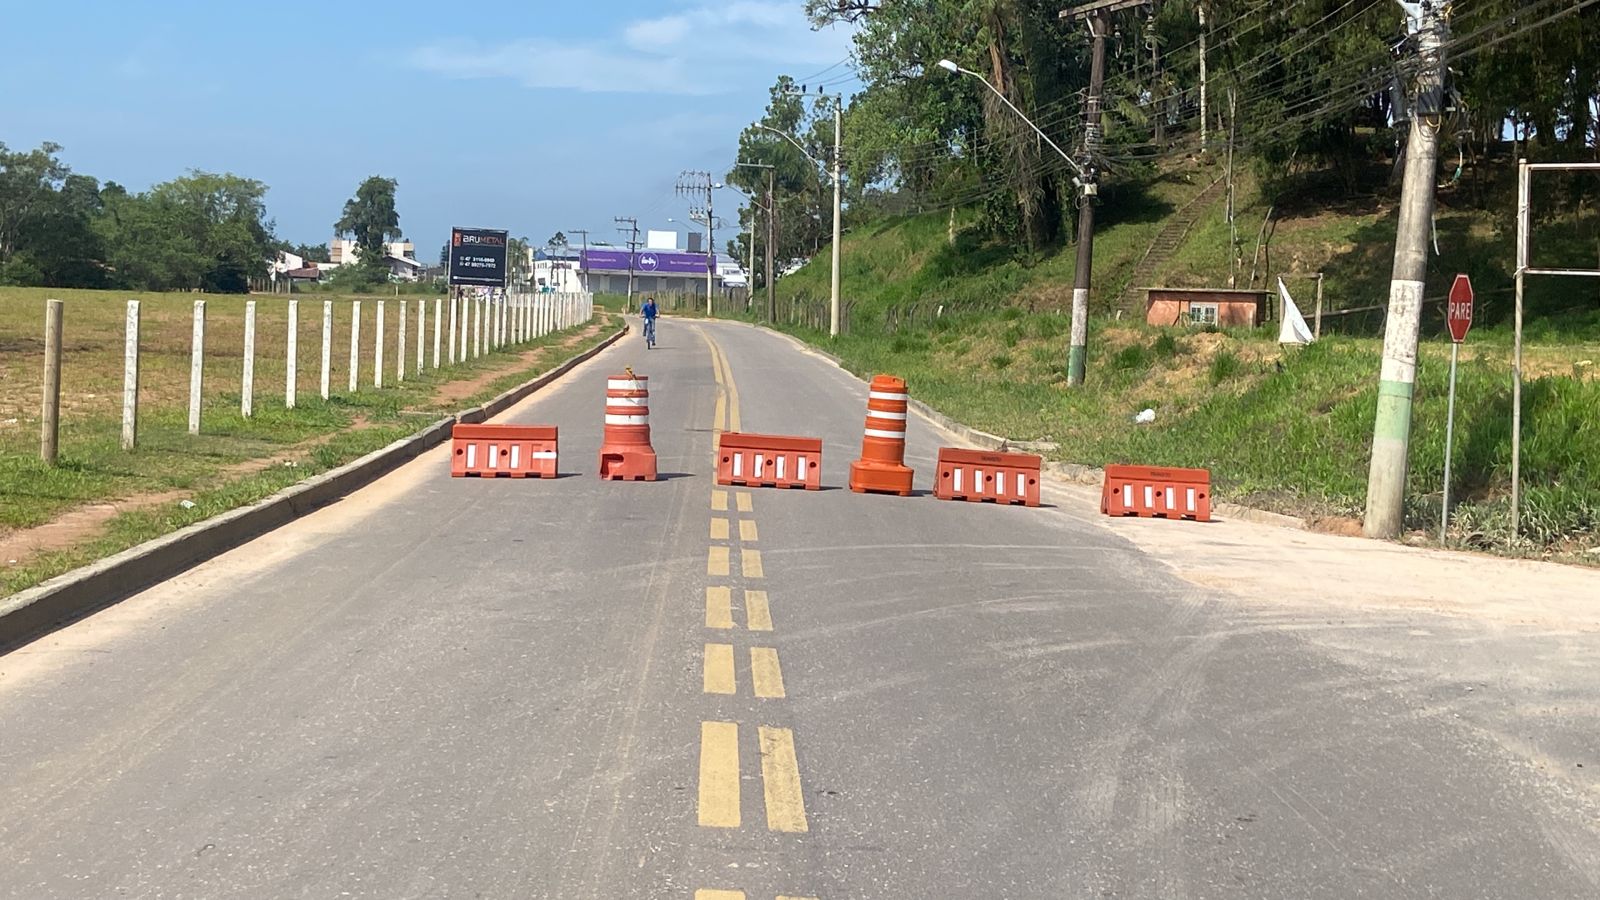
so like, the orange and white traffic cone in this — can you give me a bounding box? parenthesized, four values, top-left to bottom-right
(848, 374, 915, 496)
(598, 368, 658, 481)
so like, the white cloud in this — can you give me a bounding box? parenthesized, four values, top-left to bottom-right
(411, 4, 854, 96)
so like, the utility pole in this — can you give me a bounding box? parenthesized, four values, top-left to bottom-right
(1061, 0, 1141, 385)
(677, 170, 715, 315)
(567, 228, 590, 292)
(735, 160, 777, 322)
(766, 167, 777, 323)
(1364, 0, 1450, 539)
(830, 98, 843, 337)
(1198, 1, 1208, 151)
(614, 216, 639, 311)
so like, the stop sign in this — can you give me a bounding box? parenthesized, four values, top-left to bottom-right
(1447, 274, 1473, 343)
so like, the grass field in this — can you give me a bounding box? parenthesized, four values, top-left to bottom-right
(756, 157, 1598, 556)
(1, 287, 614, 594)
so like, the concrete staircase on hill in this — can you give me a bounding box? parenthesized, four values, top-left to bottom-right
(1116, 176, 1229, 315)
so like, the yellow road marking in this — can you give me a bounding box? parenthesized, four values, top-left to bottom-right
(744, 589, 773, 631)
(714, 389, 727, 434)
(695, 892, 744, 900)
(736, 492, 753, 513)
(703, 644, 736, 694)
(739, 519, 759, 542)
(705, 586, 733, 629)
(711, 517, 730, 540)
(741, 547, 764, 579)
(758, 726, 809, 832)
(701, 330, 741, 432)
(698, 721, 741, 828)
(708, 546, 730, 577)
(778, 896, 821, 900)
(750, 647, 786, 699)
(712, 490, 728, 511)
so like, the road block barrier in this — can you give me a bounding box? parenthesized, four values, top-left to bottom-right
(933, 447, 1041, 507)
(716, 433, 822, 490)
(1101, 464, 1211, 522)
(598, 370, 658, 481)
(848, 374, 915, 496)
(450, 424, 558, 478)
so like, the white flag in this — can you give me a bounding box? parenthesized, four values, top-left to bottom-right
(1277, 277, 1315, 344)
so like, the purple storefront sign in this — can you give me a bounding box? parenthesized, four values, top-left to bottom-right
(583, 249, 712, 275)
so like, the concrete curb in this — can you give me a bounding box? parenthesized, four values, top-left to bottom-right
(699, 318, 1308, 531)
(0, 323, 629, 653)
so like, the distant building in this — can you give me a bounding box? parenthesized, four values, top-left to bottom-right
(327, 238, 423, 282)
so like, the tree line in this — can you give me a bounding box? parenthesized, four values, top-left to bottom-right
(0, 141, 409, 293)
(722, 0, 1600, 258)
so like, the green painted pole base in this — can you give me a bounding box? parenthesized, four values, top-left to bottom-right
(1067, 344, 1087, 386)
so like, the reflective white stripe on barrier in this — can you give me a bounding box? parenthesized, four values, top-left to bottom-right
(532, 451, 558, 459)
(776, 456, 786, 481)
(755, 453, 765, 477)
(866, 409, 907, 420)
(868, 390, 908, 401)
(608, 396, 648, 407)
(1144, 485, 1155, 508)
(864, 427, 906, 439)
(1186, 487, 1197, 511)
(732, 455, 743, 477)
(608, 379, 646, 390)
(488, 445, 500, 468)
(797, 455, 808, 474)
(953, 468, 963, 493)
(605, 414, 650, 425)
(510, 446, 520, 469)
(1122, 484, 1133, 507)
(466, 444, 477, 469)
(995, 471, 1006, 496)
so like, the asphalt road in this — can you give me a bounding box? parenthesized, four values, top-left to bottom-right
(1, 317, 1596, 899)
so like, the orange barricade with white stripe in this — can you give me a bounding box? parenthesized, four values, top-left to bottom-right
(848, 374, 915, 496)
(1101, 464, 1211, 522)
(450, 424, 559, 478)
(598, 370, 658, 481)
(933, 447, 1041, 507)
(716, 432, 822, 490)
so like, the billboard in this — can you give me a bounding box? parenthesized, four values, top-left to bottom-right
(582, 248, 712, 275)
(448, 227, 509, 287)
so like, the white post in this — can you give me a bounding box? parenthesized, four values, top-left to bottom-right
(349, 300, 361, 392)
(459, 296, 469, 361)
(432, 298, 442, 368)
(121, 300, 140, 450)
(1512, 158, 1529, 542)
(416, 299, 425, 373)
(285, 299, 298, 409)
(397, 297, 407, 383)
(473, 294, 483, 358)
(189, 300, 205, 434)
(447, 293, 458, 364)
(375, 300, 385, 388)
(1441, 341, 1460, 543)
(320, 300, 332, 400)
(241, 300, 256, 417)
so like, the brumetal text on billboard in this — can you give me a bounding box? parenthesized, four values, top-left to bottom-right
(449, 227, 510, 288)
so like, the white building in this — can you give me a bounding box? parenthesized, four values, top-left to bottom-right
(326, 238, 423, 282)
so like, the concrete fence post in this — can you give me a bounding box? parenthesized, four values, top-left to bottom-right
(241, 300, 256, 418)
(432, 298, 442, 368)
(41, 299, 64, 464)
(375, 300, 385, 389)
(396, 298, 407, 383)
(122, 300, 140, 450)
(349, 300, 361, 393)
(473, 295, 483, 359)
(458, 297, 468, 362)
(285, 299, 298, 409)
(189, 300, 205, 434)
(416, 299, 425, 373)
(320, 301, 332, 400)
(447, 295, 458, 365)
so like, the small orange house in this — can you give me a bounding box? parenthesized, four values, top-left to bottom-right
(1145, 288, 1268, 327)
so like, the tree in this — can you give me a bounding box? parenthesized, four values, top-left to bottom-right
(335, 176, 401, 269)
(289, 242, 330, 263)
(509, 236, 532, 286)
(0, 142, 72, 272)
(97, 171, 274, 292)
(548, 231, 567, 247)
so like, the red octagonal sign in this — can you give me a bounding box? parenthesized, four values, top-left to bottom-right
(1447, 274, 1473, 343)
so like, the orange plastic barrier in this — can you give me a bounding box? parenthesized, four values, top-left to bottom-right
(716, 432, 822, 490)
(598, 370, 658, 481)
(450, 423, 558, 478)
(933, 447, 1041, 507)
(848, 374, 915, 496)
(1100, 464, 1211, 522)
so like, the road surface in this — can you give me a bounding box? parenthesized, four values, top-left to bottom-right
(2, 318, 1597, 899)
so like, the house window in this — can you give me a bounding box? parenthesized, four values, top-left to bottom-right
(1189, 303, 1219, 325)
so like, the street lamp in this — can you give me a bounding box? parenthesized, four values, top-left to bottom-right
(935, 57, 1094, 385)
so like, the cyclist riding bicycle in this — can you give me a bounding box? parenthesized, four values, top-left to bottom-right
(641, 296, 658, 348)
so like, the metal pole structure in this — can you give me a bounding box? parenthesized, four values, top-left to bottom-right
(766, 167, 777, 323)
(830, 98, 843, 337)
(615, 216, 638, 312)
(41, 299, 63, 464)
(1512, 158, 1528, 541)
(1060, 5, 1115, 386)
(707, 183, 716, 316)
(1364, 1, 1448, 539)
(1441, 340, 1460, 543)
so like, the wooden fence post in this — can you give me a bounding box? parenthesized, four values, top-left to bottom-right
(41, 299, 63, 464)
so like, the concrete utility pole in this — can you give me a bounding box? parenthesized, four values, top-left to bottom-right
(677, 171, 716, 315)
(831, 99, 844, 337)
(737, 160, 779, 323)
(568, 229, 590, 292)
(614, 216, 639, 310)
(1364, 0, 1449, 539)
(1199, 1, 1208, 151)
(1060, 0, 1142, 385)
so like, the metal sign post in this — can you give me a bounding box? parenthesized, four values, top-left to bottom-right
(1441, 274, 1473, 542)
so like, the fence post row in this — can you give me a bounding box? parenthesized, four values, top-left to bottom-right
(122, 300, 140, 450)
(190, 300, 205, 434)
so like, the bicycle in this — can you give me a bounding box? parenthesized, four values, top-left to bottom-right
(643, 317, 657, 349)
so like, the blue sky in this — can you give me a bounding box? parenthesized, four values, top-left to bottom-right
(0, 1, 857, 259)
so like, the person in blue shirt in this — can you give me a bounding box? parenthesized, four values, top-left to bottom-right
(641, 296, 658, 348)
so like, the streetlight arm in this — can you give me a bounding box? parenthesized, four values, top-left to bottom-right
(756, 125, 828, 176)
(941, 61, 1085, 178)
